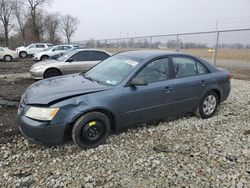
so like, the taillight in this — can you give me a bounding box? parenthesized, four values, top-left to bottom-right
(228, 73, 232, 81)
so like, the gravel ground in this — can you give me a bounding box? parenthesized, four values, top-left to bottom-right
(0, 58, 33, 74)
(0, 79, 249, 187)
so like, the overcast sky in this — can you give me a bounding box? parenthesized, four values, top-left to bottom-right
(50, 0, 250, 42)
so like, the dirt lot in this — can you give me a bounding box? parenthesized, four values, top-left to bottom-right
(0, 58, 249, 187)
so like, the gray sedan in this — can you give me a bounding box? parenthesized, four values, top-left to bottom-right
(18, 50, 231, 149)
(30, 49, 111, 79)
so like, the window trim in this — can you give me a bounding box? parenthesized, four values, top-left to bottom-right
(169, 55, 210, 79)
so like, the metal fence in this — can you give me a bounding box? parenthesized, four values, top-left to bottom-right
(73, 28, 250, 67)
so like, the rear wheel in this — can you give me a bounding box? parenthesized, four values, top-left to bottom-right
(195, 91, 219, 119)
(19, 51, 27, 58)
(43, 69, 61, 79)
(3, 55, 12, 62)
(72, 112, 110, 149)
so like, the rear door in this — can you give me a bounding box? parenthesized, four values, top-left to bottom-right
(168, 55, 211, 113)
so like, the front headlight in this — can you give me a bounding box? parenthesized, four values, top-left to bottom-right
(31, 65, 45, 70)
(25, 107, 59, 121)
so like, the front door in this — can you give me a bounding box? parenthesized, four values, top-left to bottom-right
(121, 57, 174, 125)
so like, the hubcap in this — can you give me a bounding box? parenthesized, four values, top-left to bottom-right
(202, 95, 217, 115)
(5, 56, 11, 61)
(21, 52, 26, 57)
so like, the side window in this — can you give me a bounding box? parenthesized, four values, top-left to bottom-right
(53, 46, 64, 51)
(172, 57, 208, 78)
(92, 51, 110, 61)
(63, 46, 72, 50)
(36, 44, 45, 48)
(28, 44, 35, 49)
(0, 48, 3, 51)
(135, 58, 169, 83)
(71, 51, 92, 61)
(196, 62, 208, 74)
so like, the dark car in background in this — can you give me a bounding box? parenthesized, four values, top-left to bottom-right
(18, 50, 231, 149)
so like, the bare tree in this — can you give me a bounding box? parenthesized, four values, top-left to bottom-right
(61, 15, 79, 43)
(12, 0, 27, 45)
(27, 0, 50, 42)
(0, 0, 14, 47)
(44, 13, 60, 43)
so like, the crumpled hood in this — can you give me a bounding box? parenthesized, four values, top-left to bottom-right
(23, 74, 112, 105)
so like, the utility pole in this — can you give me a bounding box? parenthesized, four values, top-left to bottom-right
(213, 31, 220, 65)
(213, 19, 219, 65)
(176, 34, 179, 52)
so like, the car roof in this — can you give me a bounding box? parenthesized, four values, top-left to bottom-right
(117, 50, 182, 61)
(75, 48, 111, 55)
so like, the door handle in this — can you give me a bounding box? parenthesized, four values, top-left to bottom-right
(163, 86, 173, 93)
(200, 80, 206, 86)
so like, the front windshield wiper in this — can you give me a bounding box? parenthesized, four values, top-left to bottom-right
(83, 74, 99, 84)
(83, 73, 112, 86)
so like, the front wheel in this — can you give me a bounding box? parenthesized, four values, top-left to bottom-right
(72, 112, 110, 149)
(195, 91, 219, 119)
(19, 51, 27, 58)
(43, 69, 61, 79)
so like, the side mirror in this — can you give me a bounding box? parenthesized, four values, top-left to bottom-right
(130, 78, 148, 86)
(66, 58, 74, 63)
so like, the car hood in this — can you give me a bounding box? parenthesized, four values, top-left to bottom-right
(23, 74, 112, 105)
(17, 46, 26, 51)
(32, 59, 60, 66)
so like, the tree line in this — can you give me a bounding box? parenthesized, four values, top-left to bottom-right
(83, 38, 250, 49)
(0, 0, 80, 48)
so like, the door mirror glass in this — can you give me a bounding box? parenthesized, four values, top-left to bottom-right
(130, 78, 148, 86)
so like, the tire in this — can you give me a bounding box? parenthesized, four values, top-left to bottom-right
(19, 51, 27, 58)
(41, 55, 49, 61)
(72, 112, 110, 149)
(195, 91, 219, 119)
(3, 55, 13, 62)
(43, 69, 61, 79)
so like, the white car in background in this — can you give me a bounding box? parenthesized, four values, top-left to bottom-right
(16, 43, 54, 58)
(33, 44, 79, 61)
(0, 47, 18, 62)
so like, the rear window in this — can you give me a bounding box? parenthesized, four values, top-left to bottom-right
(36, 44, 45, 48)
(92, 51, 110, 61)
(172, 56, 209, 78)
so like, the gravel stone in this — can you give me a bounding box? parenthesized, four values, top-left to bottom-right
(0, 79, 249, 187)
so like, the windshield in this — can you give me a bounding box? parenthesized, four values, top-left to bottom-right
(56, 49, 77, 61)
(84, 55, 139, 86)
(44, 46, 54, 51)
